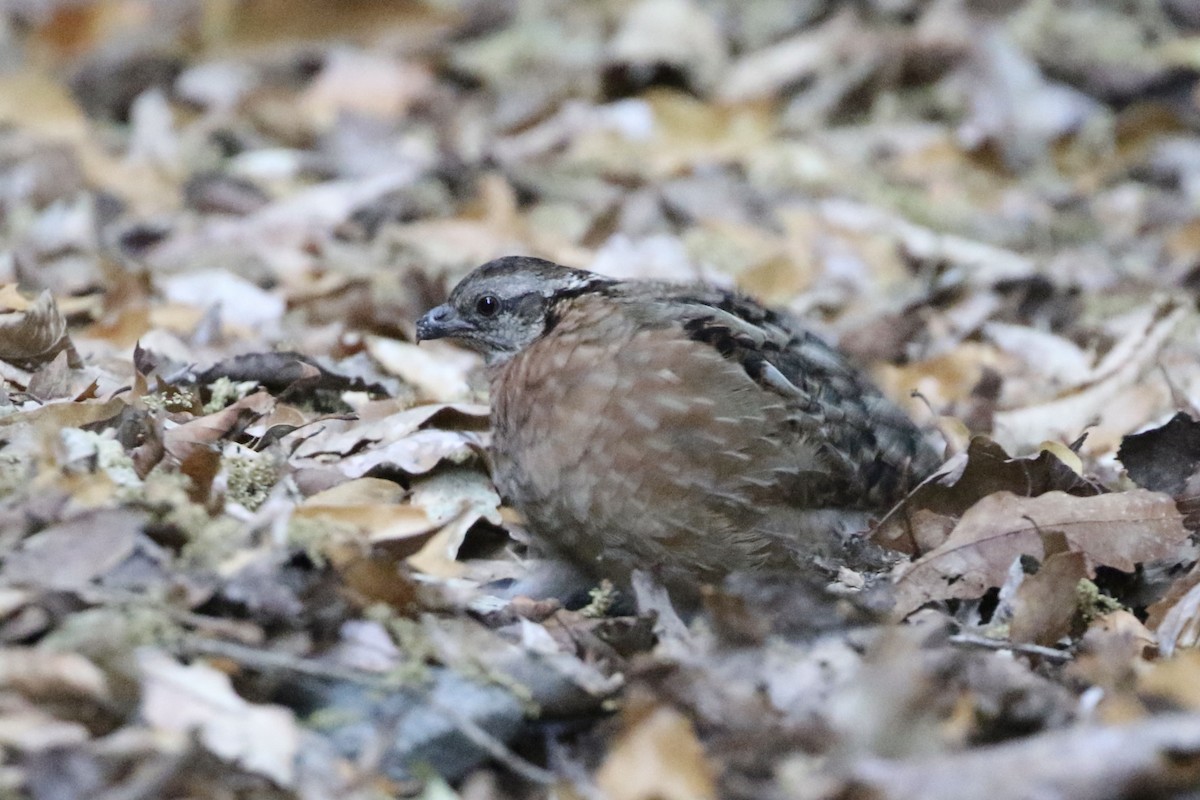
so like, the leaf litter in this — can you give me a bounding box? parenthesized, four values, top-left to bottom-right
(3, 1, 1200, 798)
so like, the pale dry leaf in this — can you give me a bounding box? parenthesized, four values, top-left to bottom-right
(0, 707, 90, 752)
(159, 270, 286, 331)
(983, 322, 1092, 385)
(718, 10, 856, 103)
(992, 299, 1185, 452)
(596, 704, 717, 800)
(287, 402, 488, 478)
(366, 337, 480, 403)
(287, 402, 488, 460)
(146, 170, 420, 279)
(893, 490, 1188, 618)
(0, 648, 110, 704)
(846, 712, 1200, 800)
(610, 0, 727, 94)
(137, 648, 298, 787)
(1, 508, 145, 592)
(0, 69, 175, 213)
(337, 429, 484, 477)
(295, 477, 442, 563)
(301, 49, 434, 127)
(1138, 652, 1200, 710)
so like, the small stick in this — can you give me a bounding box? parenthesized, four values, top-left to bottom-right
(948, 633, 1073, 664)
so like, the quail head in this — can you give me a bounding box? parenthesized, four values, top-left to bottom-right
(417, 256, 940, 597)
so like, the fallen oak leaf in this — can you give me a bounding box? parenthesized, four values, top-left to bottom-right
(893, 490, 1188, 619)
(874, 436, 1102, 556)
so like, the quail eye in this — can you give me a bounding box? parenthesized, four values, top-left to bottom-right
(475, 295, 500, 317)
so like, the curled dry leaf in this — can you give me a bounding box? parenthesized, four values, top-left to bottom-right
(0, 285, 76, 369)
(406, 469, 502, 578)
(1147, 562, 1200, 657)
(289, 402, 489, 478)
(893, 490, 1188, 618)
(1067, 611, 1158, 702)
(294, 477, 441, 563)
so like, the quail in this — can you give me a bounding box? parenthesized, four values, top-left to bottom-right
(416, 256, 939, 597)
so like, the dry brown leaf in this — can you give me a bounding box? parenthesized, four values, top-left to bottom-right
(295, 477, 441, 563)
(1068, 611, 1158, 714)
(874, 436, 1100, 556)
(893, 490, 1188, 618)
(1009, 551, 1089, 646)
(162, 391, 275, 463)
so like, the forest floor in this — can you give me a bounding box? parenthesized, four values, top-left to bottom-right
(4, 1, 1200, 798)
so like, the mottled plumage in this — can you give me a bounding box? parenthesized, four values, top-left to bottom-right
(417, 256, 939, 593)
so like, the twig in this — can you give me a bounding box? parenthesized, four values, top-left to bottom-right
(178, 635, 384, 685)
(426, 697, 556, 785)
(947, 633, 1073, 664)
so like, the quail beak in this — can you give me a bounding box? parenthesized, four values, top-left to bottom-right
(416, 304, 472, 343)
